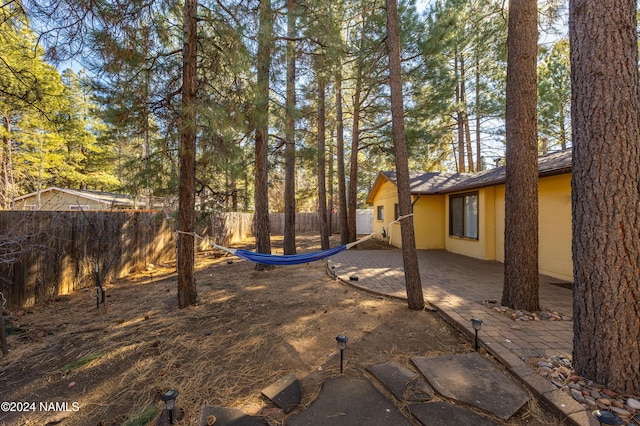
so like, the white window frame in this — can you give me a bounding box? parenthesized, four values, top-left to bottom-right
(449, 192, 478, 240)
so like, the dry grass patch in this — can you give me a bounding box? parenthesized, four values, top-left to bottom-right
(0, 235, 561, 425)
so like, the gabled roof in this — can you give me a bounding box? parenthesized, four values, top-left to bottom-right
(15, 187, 141, 207)
(368, 149, 572, 203)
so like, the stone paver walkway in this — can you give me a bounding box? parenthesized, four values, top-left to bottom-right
(329, 249, 598, 426)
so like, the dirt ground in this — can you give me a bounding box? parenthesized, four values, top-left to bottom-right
(0, 234, 561, 425)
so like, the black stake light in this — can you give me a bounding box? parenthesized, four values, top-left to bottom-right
(592, 410, 624, 426)
(161, 389, 179, 424)
(471, 318, 483, 351)
(336, 335, 348, 374)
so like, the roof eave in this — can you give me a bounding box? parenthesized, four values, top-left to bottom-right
(439, 167, 571, 194)
(366, 172, 394, 204)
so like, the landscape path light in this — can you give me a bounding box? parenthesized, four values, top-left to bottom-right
(161, 389, 179, 424)
(336, 335, 348, 374)
(592, 409, 624, 426)
(471, 318, 483, 351)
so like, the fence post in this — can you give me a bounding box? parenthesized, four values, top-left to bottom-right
(0, 318, 7, 356)
(1, 291, 8, 355)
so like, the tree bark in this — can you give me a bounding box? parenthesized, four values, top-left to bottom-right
(348, 94, 359, 243)
(177, 0, 198, 308)
(455, 49, 465, 172)
(502, 0, 539, 311)
(335, 75, 349, 245)
(254, 0, 274, 270)
(347, 10, 369, 243)
(283, 0, 297, 255)
(570, 0, 640, 394)
(559, 103, 567, 151)
(328, 141, 334, 235)
(475, 49, 482, 171)
(460, 54, 474, 172)
(1, 115, 12, 210)
(317, 77, 330, 249)
(348, 75, 362, 242)
(385, 0, 425, 311)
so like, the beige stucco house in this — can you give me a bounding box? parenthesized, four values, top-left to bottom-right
(367, 149, 573, 282)
(13, 187, 143, 211)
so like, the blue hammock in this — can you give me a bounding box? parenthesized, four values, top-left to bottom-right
(232, 245, 348, 265)
(208, 236, 366, 265)
(200, 213, 413, 266)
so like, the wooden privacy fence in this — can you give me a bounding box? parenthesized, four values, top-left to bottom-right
(200, 212, 254, 247)
(0, 211, 174, 308)
(269, 212, 339, 235)
(0, 210, 344, 308)
(199, 212, 340, 247)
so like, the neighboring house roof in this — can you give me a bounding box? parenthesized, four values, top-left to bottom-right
(368, 149, 572, 203)
(14, 186, 141, 208)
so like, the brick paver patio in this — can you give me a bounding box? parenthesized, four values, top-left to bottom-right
(328, 249, 596, 425)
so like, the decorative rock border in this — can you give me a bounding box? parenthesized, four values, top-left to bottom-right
(479, 300, 572, 322)
(529, 356, 640, 425)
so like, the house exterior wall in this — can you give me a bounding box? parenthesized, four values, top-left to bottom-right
(16, 191, 106, 211)
(412, 194, 445, 249)
(368, 171, 573, 282)
(537, 174, 573, 281)
(372, 180, 401, 245)
(444, 187, 496, 260)
(371, 181, 445, 248)
(494, 173, 572, 281)
(495, 185, 506, 263)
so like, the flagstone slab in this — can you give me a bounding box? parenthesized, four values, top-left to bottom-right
(411, 352, 529, 420)
(286, 376, 411, 426)
(198, 406, 268, 426)
(366, 362, 433, 401)
(260, 373, 301, 413)
(409, 401, 499, 426)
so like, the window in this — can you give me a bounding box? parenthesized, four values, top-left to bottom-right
(69, 205, 91, 211)
(449, 192, 478, 239)
(376, 205, 384, 221)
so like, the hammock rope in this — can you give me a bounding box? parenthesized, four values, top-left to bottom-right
(180, 214, 412, 266)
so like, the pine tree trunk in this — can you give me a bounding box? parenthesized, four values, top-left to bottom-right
(460, 55, 474, 172)
(348, 90, 359, 243)
(502, 0, 539, 311)
(328, 142, 334, 234)
(570, 0, 640, 394)
(386, 0, 424, 311)
(254, 0, 274, 270)
(559, 106, 567, 151)
(335, 75, 349, 245)
(348, 68, 362, 243)
(283, 0, 297, 255)
(348, 12, 368, 243)
(231, 181, 238, 211)
(177, 0, 198, 308)
(1, 115, 11, 209)
(317, 78, 330, 249)
(475, 51, 482, 171)
(455, 50, 465, 172)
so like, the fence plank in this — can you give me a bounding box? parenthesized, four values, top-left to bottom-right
(1, 210, 343, 308)
(0, 211, 175, 308)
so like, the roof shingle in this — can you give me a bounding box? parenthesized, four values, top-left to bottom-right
(380, 149, 572, 195)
